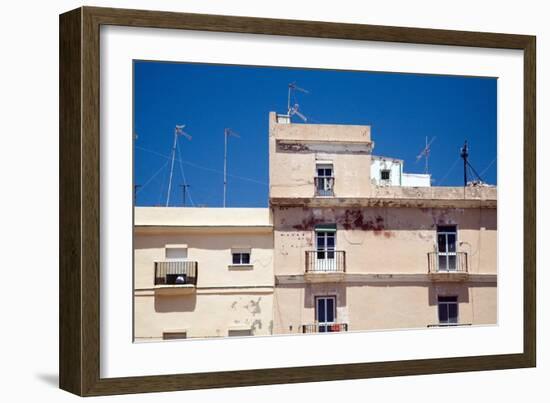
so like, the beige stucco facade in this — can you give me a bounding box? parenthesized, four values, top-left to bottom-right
(134, 208, 274, 341)
(269, 111, 497, 334)
(133, 112, 497, 341)
(269, 111, 374, 199)
(273, 283, 497, 334)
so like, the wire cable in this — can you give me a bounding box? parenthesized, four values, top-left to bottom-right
(437, 156, 461, 186)
(479, 156, 497, 178)
(136, 159, 170, 195)
(136, 145, 268, 186)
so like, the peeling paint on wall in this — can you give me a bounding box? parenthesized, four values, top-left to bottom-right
(277, 142, 311, 152)
(290, 209, 387, 232)
(245, 297, 262, 315)
(342, 210, 385, 232)
(251, 319, 263, 330)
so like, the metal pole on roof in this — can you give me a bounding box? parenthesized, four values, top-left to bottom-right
(416, 136, 436, 175)
(166, 125, 191, 206)
(166, 131, 178, 206)
(287, 81, 309, 117)
(179, 184, 190, 206)
(460, 140, 469, 187)
(223, 128, 240, 208)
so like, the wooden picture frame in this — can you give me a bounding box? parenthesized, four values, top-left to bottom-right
(59, 6, 536, 396)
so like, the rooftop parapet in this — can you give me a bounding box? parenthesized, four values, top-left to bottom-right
(135, 207, 272, 228)
(372, 184, 497, 201)
(270, 185, 497, 208)
(269, 112, 373, 146)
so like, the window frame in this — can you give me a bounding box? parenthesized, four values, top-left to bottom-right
(315, 295, 337, 323)
(315, 229, 336, 260)
(315, 162, 335, 196)
(228, 329, 253, 337)
(437, 295, 459, 325)
(315, 295, 337, 332)
(436, 225, 458, 271)
(164, 244, 189, 261)
(380, 169, 391, 181)
(231, 252, 251, 265)
(162, 331, 188, 340)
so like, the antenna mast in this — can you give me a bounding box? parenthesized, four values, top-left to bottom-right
(416, 136, 436, 175)
(287, 82, 309, 117)
(166, 125, 191, 206)
(223, 128, 240, 207)
(179, 184, 190, 206)
(460, 140, 468, 186)
(460, 140, 484, 186)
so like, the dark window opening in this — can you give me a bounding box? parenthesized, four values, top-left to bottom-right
(437, 225, 457, 271)
(438, 296, 458, 324)
(232, 252, 250, 265)
(315, 164, 334, 196)
(163, 332, 187, 340)
(316, 296, 336, 332)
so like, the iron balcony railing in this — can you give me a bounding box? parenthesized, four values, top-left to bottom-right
(154, 261, 198, 286)
(305, 250, 346, 273)
(427, 251, 468, 273)
(314, 176, 335, 197)
(302, 323, 349, 333)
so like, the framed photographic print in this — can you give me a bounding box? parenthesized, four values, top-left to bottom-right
(59, 6, 536, 396)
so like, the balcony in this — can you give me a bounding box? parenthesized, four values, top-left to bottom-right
(427, 252, 468, 282)
(304, 250, 346, 282)
(154, 261, 198, 294)
(302, 323, 348, 333)
(314, 176, 334, 197)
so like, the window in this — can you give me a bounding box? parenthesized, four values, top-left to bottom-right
(228, 329, 252, 337)
(230, 247, 252, 268)
(165, 244, 188, 260)
(162, 331, 187, 340)
(314, 224, 337, 271)
(316, 230, 335, 260)
(437, 225, 457, 271)
(380, 169, 391, 181)
(315, 163, 334, 196)
(232, 252, 250, 265)
(438, 296, 458, 325)
(316, 296, 336, 332)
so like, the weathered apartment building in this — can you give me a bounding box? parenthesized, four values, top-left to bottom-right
(133, 112, 497, 341)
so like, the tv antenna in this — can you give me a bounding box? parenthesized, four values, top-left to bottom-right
(460, 140, 484, 186)
(289, 104, 308, 122)
(223, 128, 240, 207)
(287, 82, 309, 116)
(416, 136, 436, 175)
(166, 124, 191, 206)
(179, 184, 190, 206)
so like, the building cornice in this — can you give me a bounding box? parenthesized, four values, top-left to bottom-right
(134, 225, 273, 234)
(275, 273, 497, 285)
(270, 197, 496, 209)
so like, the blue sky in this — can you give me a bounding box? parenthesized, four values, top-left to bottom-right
(134, 61, 497, 207)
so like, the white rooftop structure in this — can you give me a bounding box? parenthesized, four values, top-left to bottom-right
(371, 155, 431, 187)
